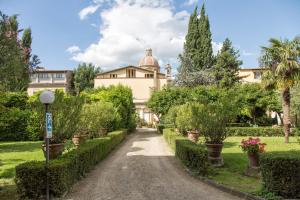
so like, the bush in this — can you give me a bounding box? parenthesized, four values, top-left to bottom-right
(156, 124, 172, 134)
(15, 130, 126, 199)
(163, 128, 209, 175)
(0, 106, 30, 141)
(260, 152, 300, 198)
(226, 127, 288, 137)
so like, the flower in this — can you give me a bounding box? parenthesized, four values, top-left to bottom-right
(240, 137, 266, 154)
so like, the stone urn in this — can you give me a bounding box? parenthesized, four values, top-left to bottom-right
(205, 143, 224, 167)
(42, 143, 65, 160)
(72, 134, 87, 146)
(98, 128, 108, 137)
(248, 152, 260, 168)
(187, 130, 199, 143)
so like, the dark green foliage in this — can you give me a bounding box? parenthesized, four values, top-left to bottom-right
(73, 63, 101, 94)
(175, 139, 209, 175)
(0, 106, 30, 141)
(163, 128, 209, 175)
(15, 130, 126, 199)
(0, 12, 38, 92)
(260, 152, 300, 198)
(0, 92, 28, 109)
(226, 127, 291, 137)
(214, 38, 242, 88)
(176, 4, 214, 87)
(156, 124, 172, 134)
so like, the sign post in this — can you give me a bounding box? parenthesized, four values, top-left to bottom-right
(45, 105, 52, 200)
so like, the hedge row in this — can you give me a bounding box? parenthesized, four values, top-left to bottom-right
(226, 127, 288, 137)
(163, 128, 208, 175)
(156, 124, 173, 134)
(260, 152, 300, 198)
(15, 130, 126, 199)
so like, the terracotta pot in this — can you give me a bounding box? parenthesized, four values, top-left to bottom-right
(205, 143, 224, 167)
(187, 130, 199, 143)
(42, 143, 65, 160)
(72, 134, 87, 146)
(98, 128, 108, 137)
(205, 143, 224, 158)
(248, 152, 260, 168)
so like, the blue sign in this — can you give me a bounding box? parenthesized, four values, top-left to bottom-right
(46, 113, 52, 138)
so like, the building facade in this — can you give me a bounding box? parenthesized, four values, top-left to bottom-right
(238, 68, 266, 83)
(27, 67, 73, 96)
(94, 49, 171, 124)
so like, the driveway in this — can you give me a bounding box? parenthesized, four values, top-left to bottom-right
(66, 128, 241, 200)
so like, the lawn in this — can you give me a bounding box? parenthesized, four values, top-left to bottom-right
(0, 141, 44, 200)
(208, 136, 300, 194)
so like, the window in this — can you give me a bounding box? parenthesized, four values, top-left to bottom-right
(126, 69, 136, 78)
(55, 73, 65, 78)
(145, 74, 154, 78)
(110, 74, 118, 78)
(254, 71, 262, 79)
(38, 73, 49, 79)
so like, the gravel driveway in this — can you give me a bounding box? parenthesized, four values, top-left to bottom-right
(65, 128, 241, 200)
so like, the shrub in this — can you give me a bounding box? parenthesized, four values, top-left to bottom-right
(80, 101, 120, 134)
(226, 127, 288, 137)
(15, 130, 126, 199)
(260, 152, 300, 198)
(156, 124, 172, 134)
(163, 128, 209, 175)
(0, 106, 30, 141)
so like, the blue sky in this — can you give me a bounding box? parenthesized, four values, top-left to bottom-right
(1, 0, 300, 72)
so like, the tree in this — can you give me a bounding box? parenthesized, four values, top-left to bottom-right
(260, 37, 300, 143)
(176, 4, 215, 86)
(195, 4, 214, 70)
(73, 63, 101, 94)
(214, 38, 242, 88)
(0, 12, 39, 92)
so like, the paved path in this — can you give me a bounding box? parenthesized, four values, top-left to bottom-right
(66, 128, 241, 200)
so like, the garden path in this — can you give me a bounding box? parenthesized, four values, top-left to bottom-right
(66, 128, 241, 200)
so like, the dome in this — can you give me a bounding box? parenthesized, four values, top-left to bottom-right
(138, 48, 160, 71)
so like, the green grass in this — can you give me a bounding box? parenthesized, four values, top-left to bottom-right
(0, 141, 44, 200)
(209, 137, 300, 194)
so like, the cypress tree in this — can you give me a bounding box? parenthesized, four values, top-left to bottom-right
(184, 6, 198, 60)
(196, 4, 214, 70)
(214, 38, 242, 88)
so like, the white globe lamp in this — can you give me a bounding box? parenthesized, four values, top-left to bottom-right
(39, 90, 55, 104)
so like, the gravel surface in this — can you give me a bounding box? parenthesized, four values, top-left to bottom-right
(65, 128, 241, 200)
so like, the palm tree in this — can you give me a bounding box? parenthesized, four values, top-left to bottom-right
(260, 37, 300, 143)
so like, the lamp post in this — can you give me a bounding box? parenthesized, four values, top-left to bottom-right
(39, 91, 55, 200)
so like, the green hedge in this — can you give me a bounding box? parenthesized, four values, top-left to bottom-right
(226, 127, 287, 137)
(163, 128, 208, 175)
(260, 152, 300, 198)
(15, 130, 126, 199)
(156, 124, 173, 134)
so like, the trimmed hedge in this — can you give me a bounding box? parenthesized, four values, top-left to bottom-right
(156, 124, 173, 134)
(226, 127, 287, 137)
(15, 130, 126, 199)
(260, 152, 300, 198)
(163, 128, 208, 175)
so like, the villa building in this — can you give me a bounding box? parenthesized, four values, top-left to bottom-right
(27, 67, 73, 96)
(238, 68, 266, 83)
(94, 49, 172, 124)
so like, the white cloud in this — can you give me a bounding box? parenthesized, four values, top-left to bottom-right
(79, 4, 100, 20)
(185, 0, 198, 6)
(66, 45, 81, 53)
(71, 0, 221, 71)
(242, 50, 255, 56)
(212, 41, 223, 55)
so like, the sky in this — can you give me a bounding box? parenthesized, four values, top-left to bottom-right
(1, 0, 300, 73)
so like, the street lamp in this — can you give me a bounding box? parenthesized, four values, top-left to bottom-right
(39, 90, 55, 200)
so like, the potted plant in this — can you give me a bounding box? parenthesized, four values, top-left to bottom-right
(175, 103, 201, 142)
(197, 99, 237, 166)
(38, 91, 84, 159)
(240, 137, 266, 168)
(72, 128, 89, 146)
